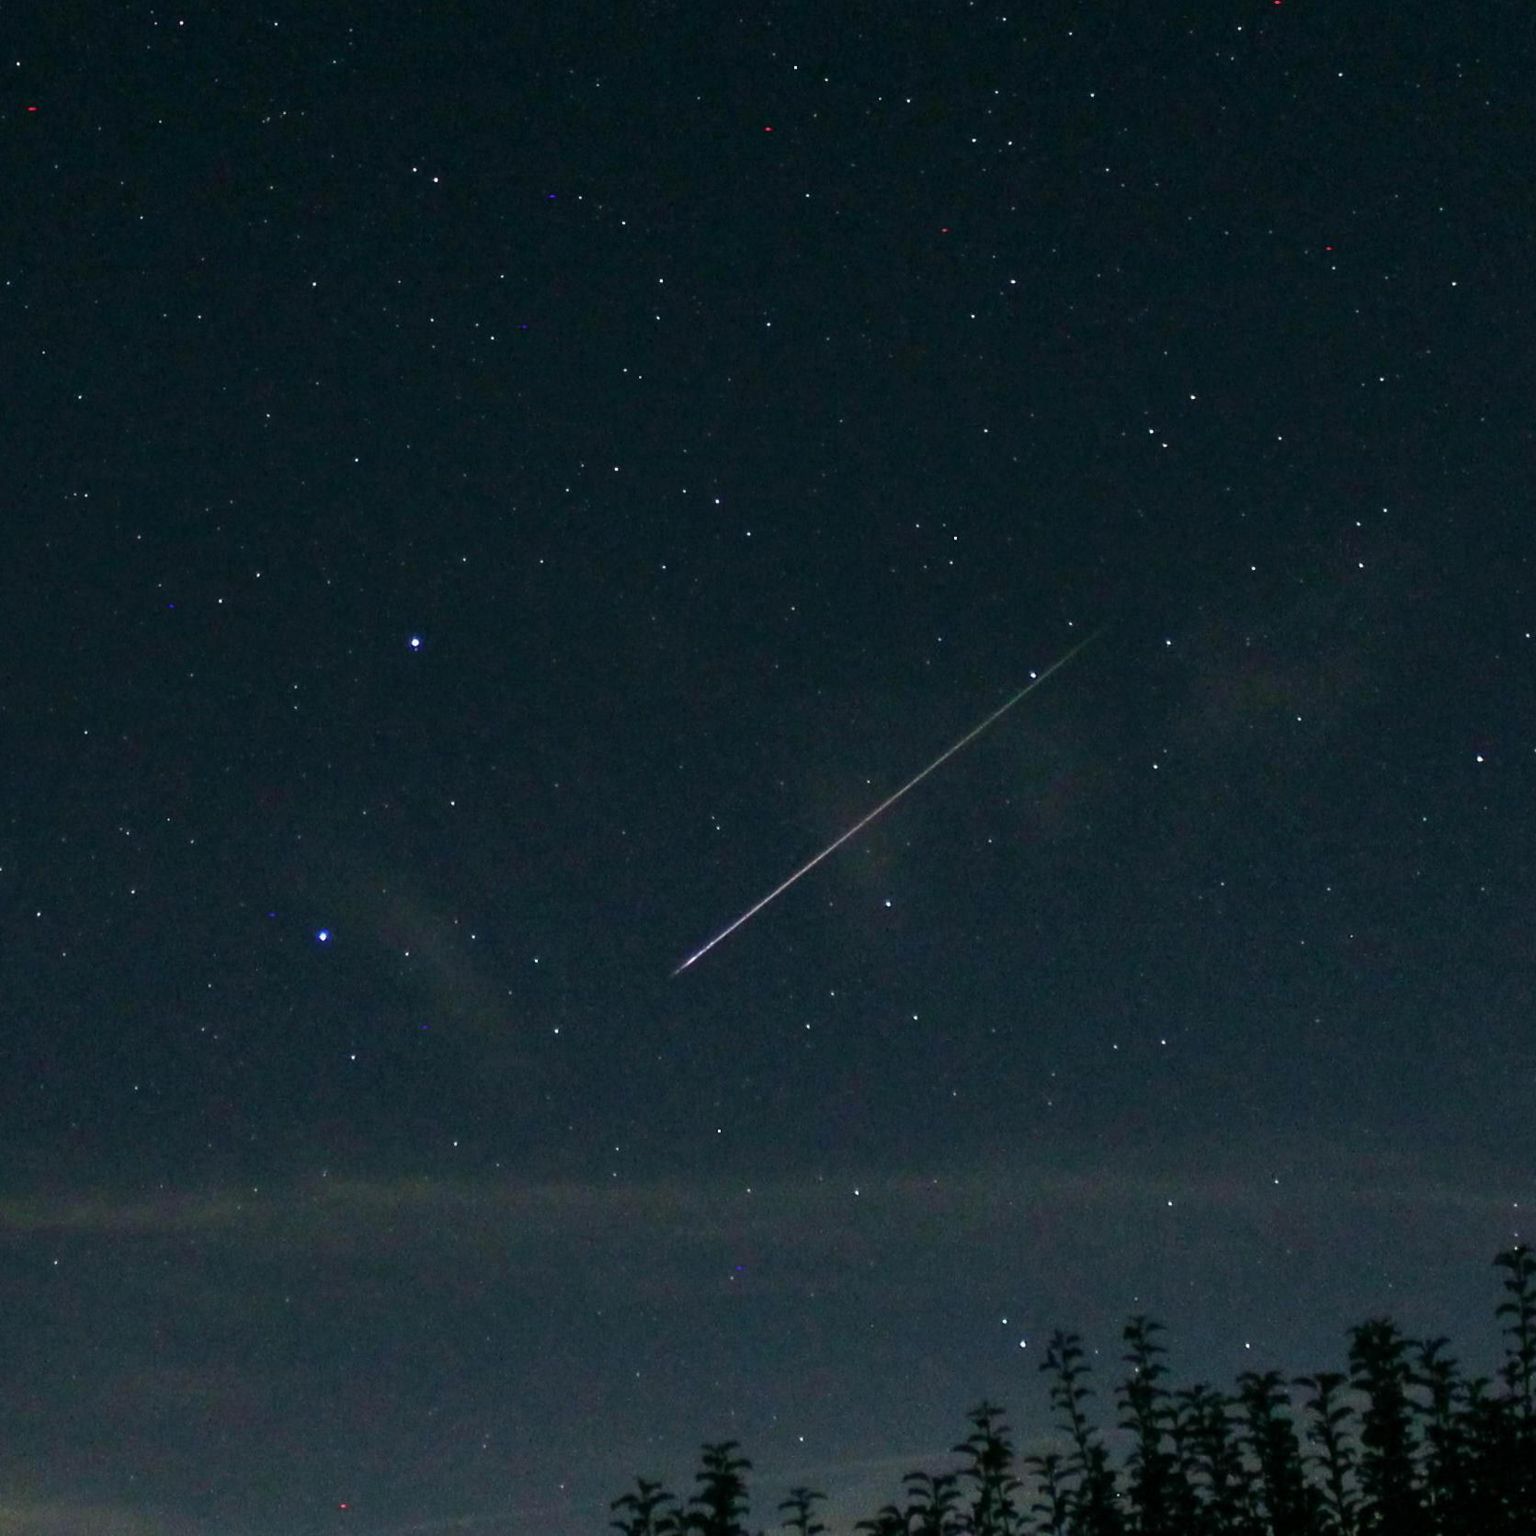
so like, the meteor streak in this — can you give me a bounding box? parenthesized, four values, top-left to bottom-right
(672, 630, 1099, 975)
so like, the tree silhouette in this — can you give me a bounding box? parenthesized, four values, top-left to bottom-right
(1347, 1317, 1423, 1534)
(952, 1400, 1021, 1535)
(1022, 1451, 1071, 1536)
(1173, 1382, 1252, 1534)
(1465, 1373, 1527, 1533)
(1237, 1369, 1316, 1536)
(686, 1442, 753, 1536)
(1414, 1336, 1470, 1536)
(854, 1502, 908, 1536)
(607, 1247, 1536, 1536)
(1041, 1329, 1121, 1535)
(779, 1486, 828, 1536)
(1495, 1244, 1536, 1424)
(612, 1475, 682, 1536)
(902, 1469, 962, 1535)
(1118, 1315, 1183, 1534)
(1297, 1371, 1358, 1536)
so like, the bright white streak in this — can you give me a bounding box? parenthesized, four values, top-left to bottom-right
(672, 631, 1099, 975)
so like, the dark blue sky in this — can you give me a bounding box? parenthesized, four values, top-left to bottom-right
(3, 3, 1533, 1533)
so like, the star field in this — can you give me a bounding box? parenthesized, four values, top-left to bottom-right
(3, 4, 1534, 1534)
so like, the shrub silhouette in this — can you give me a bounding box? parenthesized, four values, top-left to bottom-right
(609, 1246, 1536, 1535)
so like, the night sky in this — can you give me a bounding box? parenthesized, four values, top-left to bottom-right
(5, 4, 1534, 1533)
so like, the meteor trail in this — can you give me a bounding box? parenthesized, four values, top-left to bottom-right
(672, 630, 1099, 975)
